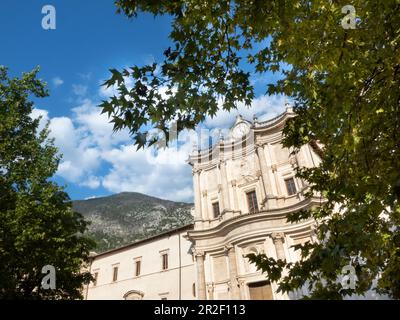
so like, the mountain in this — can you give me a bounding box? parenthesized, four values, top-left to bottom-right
(72, 192, 193, 253)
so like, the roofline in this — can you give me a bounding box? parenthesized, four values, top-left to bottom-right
(187, 107, 295, 163)
(91, 223, 194, 259)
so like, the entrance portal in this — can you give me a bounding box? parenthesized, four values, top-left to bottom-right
(248, 281, 273, 300)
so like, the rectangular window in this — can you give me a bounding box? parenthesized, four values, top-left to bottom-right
(112, 266, 118, 282)
(246, 191, 259, 213)
(212, 202, 220, 218)
(162, 253, 168, 270)
(93, 272, 98, 286)
(135, 260, 141, 277)
(285, 178, 297, 196)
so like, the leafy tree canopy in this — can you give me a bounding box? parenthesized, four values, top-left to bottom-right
(102, 0, 400, 299)
(0, 67, 95, 299)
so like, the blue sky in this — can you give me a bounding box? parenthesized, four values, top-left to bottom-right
(0, 0, 286, 202)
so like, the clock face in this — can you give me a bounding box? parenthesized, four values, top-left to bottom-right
(232, 122, 250, 140)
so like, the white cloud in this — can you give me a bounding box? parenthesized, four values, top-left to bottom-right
(72, 84, 88, 96)
(81, 176, 101, 189)
(33, 96, 193, 201)
(101, 144, 193, 201)
(52, 77, 64, 87)
(98, 82, 118, 98)
(48, 116, 102, 182)
(78, 72, 92, 80)
(31, 108, 49, 132)
(35, 75, 288, 202)
(98, 76, 134, 98)
(204, 94, 287, 129)
(71, 99, 131, 149)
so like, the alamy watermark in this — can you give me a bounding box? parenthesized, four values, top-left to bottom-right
(341, 5, 357, 29)
(41, 265, 56, 290)
(41, 5, 56, 30)
(338, 262, 357, 293)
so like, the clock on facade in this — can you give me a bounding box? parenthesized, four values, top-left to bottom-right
(231, 122, 250, 140)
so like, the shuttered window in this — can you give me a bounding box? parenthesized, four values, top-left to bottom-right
(212, 202, 220, 218)
(285, 178, 297, 196)
(246, 191, 259, 213)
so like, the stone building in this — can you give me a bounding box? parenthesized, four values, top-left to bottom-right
(84, 225, 196, 300)
(85, 106, 323, 300)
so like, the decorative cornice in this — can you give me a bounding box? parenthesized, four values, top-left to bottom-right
(193, 168, 202, 175)
(254, 110, 288, 128)
(187, 197, 323, 242)
(309, 139, 324, 159)
(224, 244, 234, 253)
(255, 142, 264, 149)
(206, 283, 215, 292)
(191, 248, 205, 257)
(188, 109, 294, 163)
(271, 232, 285, 243)
(289, 156, 298, 167)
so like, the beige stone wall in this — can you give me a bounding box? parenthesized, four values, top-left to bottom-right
(86, 230, 196, 300)
(187, 109, 321, 300)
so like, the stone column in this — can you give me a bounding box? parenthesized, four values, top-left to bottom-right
(201, 190, 208, 220)
(193, 169, 203, 222)
(256, 144, 274, 198)
(271, 164, 282, 196)
(271, 232, 286, 261)
(265, 144, 281, 195)
(194, 250, 207, 300)
(292, 154, 306, 189)
(256, 170, 266, 205)
(230, 180, 239, 211)
(207, 283, 215, 300)
(225, 244, 240, 299)
(219, 161, 231, 211)
(218, 184, 225, 210)
(238, 279, 246, 300)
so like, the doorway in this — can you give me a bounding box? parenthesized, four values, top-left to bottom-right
(248, 281, 273, 300)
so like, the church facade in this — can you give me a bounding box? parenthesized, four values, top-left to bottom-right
(85, 106, 322, 300)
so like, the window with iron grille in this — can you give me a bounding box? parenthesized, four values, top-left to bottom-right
(212, 202, 220, 218)
(112, 266, 118, 282)
(246, 191, 259, 213)
(162, 253, 168, 270)
(135, 260, 141, 277)
(285, 178, 297, 196)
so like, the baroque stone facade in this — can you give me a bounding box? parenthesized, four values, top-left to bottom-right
(85, 107, 322, 300)
(187, 106, 321, 300)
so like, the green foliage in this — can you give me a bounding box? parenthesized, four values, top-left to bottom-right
(105, 0, 400, 299)
(0, 66, 95, 299)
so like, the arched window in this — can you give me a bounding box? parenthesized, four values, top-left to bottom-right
(245, 246, 262, 273)
(123, 290, 144, 300)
